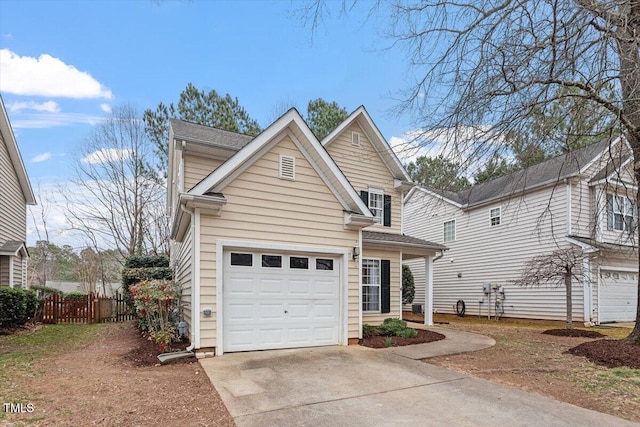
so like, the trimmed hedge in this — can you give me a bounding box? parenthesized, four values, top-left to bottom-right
(0, 287, 38, 327)
(124, 255, 169, 269)
(64, 291, 87, 300)
(122, 267, 173, 291)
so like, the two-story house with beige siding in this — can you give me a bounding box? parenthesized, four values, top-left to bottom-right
(0, 95, 35, 288)
(404, 137, 638, 325)
(168, 107, 446, 357)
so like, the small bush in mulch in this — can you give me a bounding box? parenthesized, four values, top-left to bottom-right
(542, 329, 606, 338)
(566, 339, 640, 369)
(123, 332, 193, 367)
(360, 329, 445, 349)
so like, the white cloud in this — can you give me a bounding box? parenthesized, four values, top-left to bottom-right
(11, 112, 104, 129)
(100, 103, 112, 114)
(31, 152, 52, 163)
(2, 33, 12, 39)
(7, 100, 61, 113)
(0, 49, 113, 99)
(81, 148, 132, 165)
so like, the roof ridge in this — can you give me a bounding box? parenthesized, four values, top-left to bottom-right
(170, 118, 254, 138)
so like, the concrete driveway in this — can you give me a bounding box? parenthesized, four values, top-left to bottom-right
(200, 344, 636, 426)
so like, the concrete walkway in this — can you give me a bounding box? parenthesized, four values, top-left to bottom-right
(200, 329, 637, 427)
(389, 325, 495, 359)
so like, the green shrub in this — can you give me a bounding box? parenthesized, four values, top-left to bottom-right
(122, 267, 173, 292)
(29, 284, 62, 297)
(124, 255, 169, 269)
(131, 279, 181, 351)
(362, 324, 380, 338)
(0, 288, 38, 327)
(402, 264, 415, 305)
(399, 328, 418, 339)
(384, 336, 393, 347)
(379, 318, 409, 336)
(63, 291, 87, 300)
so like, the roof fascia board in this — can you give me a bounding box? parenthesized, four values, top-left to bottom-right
(362, 239, 445, 253)
(589, 178, 638, 191)
(567, 236, 599, 254)
(405, 186, 465, 209)
(0, 96, 35, 205)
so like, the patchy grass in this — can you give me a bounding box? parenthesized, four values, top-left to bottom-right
(0, 323, 106, 420)
(424, 316, 639, 423)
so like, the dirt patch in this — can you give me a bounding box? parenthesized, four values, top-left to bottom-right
(567, 339, 640, 369)
(359, 329, 445, 348)
(5, 321, 235, 426)
(542, 328, 606, 338)
(426, 318, 639, 423)
(123, 331, 192, 367)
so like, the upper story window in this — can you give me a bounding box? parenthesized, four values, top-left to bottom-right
(360, 189, 391, 227)
(351, 131, 360, 146)
(490, 207, 501, 226)
(607, 194, 638, 232)
(444, 220, 456, 242)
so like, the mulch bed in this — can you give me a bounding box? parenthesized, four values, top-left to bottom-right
(123, 332, 193, 367)
(566, 339, 640, 369)
(542, 329, 606, 338)
(359, 329, 445, 348)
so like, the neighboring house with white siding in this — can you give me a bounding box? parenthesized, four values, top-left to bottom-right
(168, 107, 446, 357)
(0, 95, 36, 288)
(404, 137, 638, 325)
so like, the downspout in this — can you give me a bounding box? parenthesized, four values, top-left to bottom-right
(180, 204, 197, 352)
(434, 250, 444, 262)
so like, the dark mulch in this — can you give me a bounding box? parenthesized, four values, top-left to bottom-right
(566, 339, 640, 369)
(543, 328, 606, 338)
(359, 329, 445, 348)
(123, 332, 193, 367)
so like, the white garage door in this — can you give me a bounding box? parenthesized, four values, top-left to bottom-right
(600, 270, 638, 323)
(223, 250, 341, 352)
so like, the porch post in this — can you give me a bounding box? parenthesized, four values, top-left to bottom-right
(582, 255, 591, 325)
(425, 255, 433, 326)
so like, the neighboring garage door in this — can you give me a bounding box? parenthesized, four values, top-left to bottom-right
(223, 250, 341, 352)
(600, 270, 638, 323)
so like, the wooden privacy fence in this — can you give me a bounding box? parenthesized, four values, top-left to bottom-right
(40, 292, 135, 324)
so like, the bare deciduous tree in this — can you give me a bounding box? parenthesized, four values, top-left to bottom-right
(307, 0, 640, 344)
(511, 247, 584, 329)
(63, 104, 169, 258)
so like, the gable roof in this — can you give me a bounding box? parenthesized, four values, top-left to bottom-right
(188, 108, 373, 217)
(321, 106, 413, 185)
(0, 95, 35, 205)
(0, 240, 28, 257)
(169, 118, 254, 150)
(410, 137, 622, 209)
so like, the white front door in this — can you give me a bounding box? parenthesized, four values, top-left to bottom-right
(600, 270, 638, 323)
(223, 250, 341, 352)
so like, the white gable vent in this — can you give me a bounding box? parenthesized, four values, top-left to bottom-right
(279, 155, 295, 180)
(351, 131, 360, 146)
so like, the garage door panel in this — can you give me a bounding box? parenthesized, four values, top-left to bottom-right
(223, 250, 341, 352)
(600, 270, 638, 323)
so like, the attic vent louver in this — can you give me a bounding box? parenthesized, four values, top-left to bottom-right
(351, 131, 360, 146)
(279, 155, 295, 180)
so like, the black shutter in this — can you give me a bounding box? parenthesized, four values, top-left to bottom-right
(381, 260, 391, 313)
(383, 195, 391, 227)
(360, 190, 369, 208)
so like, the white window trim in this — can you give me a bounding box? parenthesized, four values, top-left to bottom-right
(362, 258, 381, 313)
(490, 207, 501, 226)
(351, 131, 360, 146)
(368, 187, 384, 225)
(443, 219, 456, 242)
(609, 194, 637, 232)
(279, 154, 296, 180)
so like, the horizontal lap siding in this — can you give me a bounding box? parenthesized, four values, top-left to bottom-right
(362, 248, 401, 325)
(184, 154, 224, 191)
(405, 187, 587, 322)
(197, 135, 360, 348)
(0, 256, 9, 286)
(326, 123, 402, 234)
(175, 226, 193, 335)
(13, 255, 22, 288)
(0, 134, 27, 244)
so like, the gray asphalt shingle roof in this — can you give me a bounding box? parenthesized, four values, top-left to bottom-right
(433, 139, 612, 207)
(0, 240, 26, 255)
(362, 231, 448, 251)
(170, 119, 254, 150)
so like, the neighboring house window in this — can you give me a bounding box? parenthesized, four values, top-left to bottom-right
(607, 194, 638, 232)
(444, 220, 456, 242)
(360, 190, 392, 227)
(490, 207, 501, 226)
(362, 259, 380, 312)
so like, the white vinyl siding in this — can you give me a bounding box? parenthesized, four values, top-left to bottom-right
(324, 123, 401, 234)
(0, 132, 27, 244)
(174, 225, 194, 335)
(196, 134, 360, 349)
(183, 154, 225, 191)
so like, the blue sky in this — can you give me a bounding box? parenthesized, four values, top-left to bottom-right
(1, 0, 419, 182)
(0, 0, 427, 245)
